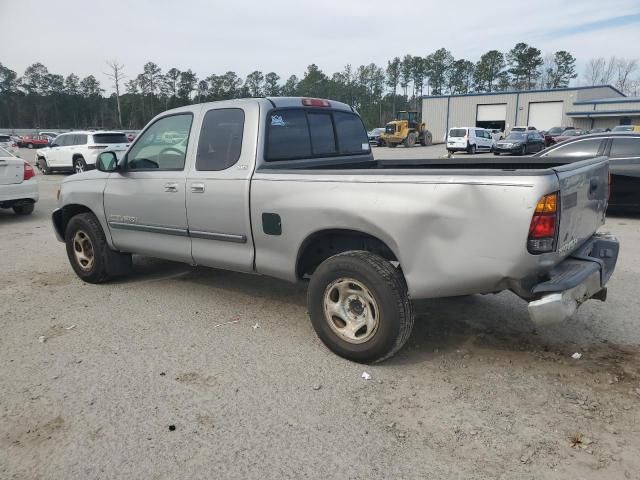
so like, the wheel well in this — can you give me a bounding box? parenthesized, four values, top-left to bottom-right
(296, 229, 397, 279)
(72, 154, 84, 161)
(54, 204, 94, 239)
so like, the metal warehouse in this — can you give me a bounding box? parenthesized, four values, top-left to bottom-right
(421, 85, 640, 142)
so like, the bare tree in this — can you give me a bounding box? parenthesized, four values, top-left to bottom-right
(584, 57, 604, 85)
(615, 58, 639, 94)
(105, 60, 126, 128)
(601, 57, 617, 84)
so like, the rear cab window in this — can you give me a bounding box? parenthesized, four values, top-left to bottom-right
(265, 108, 369, 161)
(449, 128, 466, 138)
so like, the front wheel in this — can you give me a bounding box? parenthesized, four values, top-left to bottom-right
(468, 144, 477, 154)
(65, 213, 132, 283)
(37, 157, 51, 175)
(307, 251, 414, 363)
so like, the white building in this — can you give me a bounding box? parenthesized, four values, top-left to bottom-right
(421, 85, 640, 142)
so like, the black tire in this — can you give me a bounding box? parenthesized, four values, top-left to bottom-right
(27, 143, 34, 149)
(13, 203, 34, 215)
(73, 157, 88, 174)
(307, 251, 414, 363)
(468, 144, 477, 154)
(404, 133, 417, 148)
(37, 157, 51, 175)
(65, 213, 132, 283)
(420, 131, 433, 146)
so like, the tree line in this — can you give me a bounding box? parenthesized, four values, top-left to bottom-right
(0, 43, 638, 130)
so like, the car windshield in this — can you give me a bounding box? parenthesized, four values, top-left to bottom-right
(547, 127, 563, 135)
(612, 125, 633, 132)
(564, 130, 581, 136)
(506, 132, 526, 140)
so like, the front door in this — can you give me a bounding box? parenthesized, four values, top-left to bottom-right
(104, 113, 194, 263)
(186, 104, 256, 273)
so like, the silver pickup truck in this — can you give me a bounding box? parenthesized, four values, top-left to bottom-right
(52, 97, 619, 363)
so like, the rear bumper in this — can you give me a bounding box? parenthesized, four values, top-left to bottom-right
(0, 179, 39, 206)
(528, 232, 619, 324)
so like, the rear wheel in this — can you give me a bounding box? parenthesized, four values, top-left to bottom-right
(37, 157, 51, 175)
(73, 157, 87, 174)
(13, 203, 34, 215)
(307, 251, 414, 363)
(27, 143, 34, 149)
(65, 213, 132, 283)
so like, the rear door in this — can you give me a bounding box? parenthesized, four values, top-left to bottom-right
(605, 136, 640, 207)
(186, 103, 257, 273)
(0, 156, 23, 185)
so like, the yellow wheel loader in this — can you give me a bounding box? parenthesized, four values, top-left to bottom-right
(380, 111, 433, 148)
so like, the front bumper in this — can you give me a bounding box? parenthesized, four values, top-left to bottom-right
(494, 145, 520, 154)
(528, 232, 619, 324)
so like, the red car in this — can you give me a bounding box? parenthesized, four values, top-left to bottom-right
(17, 135, 50, 149)
(553, 129, 587, 144)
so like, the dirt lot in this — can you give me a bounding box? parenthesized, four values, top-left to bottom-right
(1, 148, 639, 479)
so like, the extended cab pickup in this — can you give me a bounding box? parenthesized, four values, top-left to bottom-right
(52, 97, 619, 363)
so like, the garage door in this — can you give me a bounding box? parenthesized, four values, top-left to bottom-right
(477, 104, 507, 122)
(528, 102, 563, 131)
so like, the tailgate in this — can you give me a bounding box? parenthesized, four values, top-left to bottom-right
(0, 157, 23, 185)
(553, 157, 608, 258)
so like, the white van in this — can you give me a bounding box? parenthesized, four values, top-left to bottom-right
(446, 127, 494, 154)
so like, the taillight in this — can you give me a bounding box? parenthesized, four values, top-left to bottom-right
(24, 161, 35, 181)
(528, 192, 559, 254)
(302, 98, 331, 107)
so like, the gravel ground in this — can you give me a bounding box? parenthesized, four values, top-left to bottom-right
(1, 148, 639, 480)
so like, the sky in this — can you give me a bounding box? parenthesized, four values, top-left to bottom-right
(1, 0, 639, 93)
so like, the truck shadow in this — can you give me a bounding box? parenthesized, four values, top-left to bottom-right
(120, 257, 636, 369)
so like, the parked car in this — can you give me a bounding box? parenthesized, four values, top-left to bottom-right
(544, 126, 575, 147)
(535, 132, 640, 211)
(487, 128, 504, 141)
(368, 128, 386, 146)
(36, 131, 130, 174)
(0, 134, 19, 156)
(493, 130, 545, 155)
(17, 135, 49, 149)
(38, 131, 59, 144)
(553, 129, 588, 144)
(511, 126, 538, 133)
(612, 125, 640, 132)
(446, 127, 494, 154)
(0, 146, 38, 215)
(52, 97, 618, 363)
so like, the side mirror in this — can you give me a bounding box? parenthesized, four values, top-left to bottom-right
(97, 151, 119, 172)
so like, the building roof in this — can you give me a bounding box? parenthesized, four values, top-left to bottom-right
(573, 97, 640, 105)
(421, 85, 624, 100)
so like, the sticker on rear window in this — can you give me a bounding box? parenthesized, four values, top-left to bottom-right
(271, 115, 285, 127)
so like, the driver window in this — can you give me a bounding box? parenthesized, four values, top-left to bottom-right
(127, 114, 193, 170)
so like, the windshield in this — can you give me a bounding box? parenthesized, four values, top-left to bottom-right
(613, 125, 633, 132)
(449, 128, 466, 138)
(563, 130, 581, 136)
(547, 127, 563, 135)
(506, 132, 526, 141)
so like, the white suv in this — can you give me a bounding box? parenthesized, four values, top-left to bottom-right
(36, 131, 130, 174)
(446, 127, 494, 154)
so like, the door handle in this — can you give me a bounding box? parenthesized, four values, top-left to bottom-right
(191, 183, 205, 193)
(164, 182, 178, 193)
